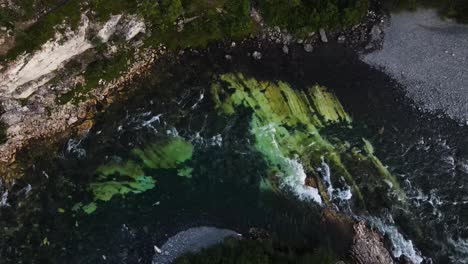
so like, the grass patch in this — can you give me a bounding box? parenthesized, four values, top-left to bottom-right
(4, 0, 82, 60)
(141, 0, 255, 49)
(89, 0, 138, 22)
(57, 48, 133, 105)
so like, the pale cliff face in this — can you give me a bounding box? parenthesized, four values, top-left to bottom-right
(0, 12, 148, 164)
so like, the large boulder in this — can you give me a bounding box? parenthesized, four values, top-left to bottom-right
(152, 226, 240, 264)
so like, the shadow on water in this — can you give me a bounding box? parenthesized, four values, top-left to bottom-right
(2, 41, 468, 263)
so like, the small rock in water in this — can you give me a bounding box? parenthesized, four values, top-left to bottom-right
(370, 25, 382, 42)
(319, 28, 328, 42)
(304, 44, 313, 53)
(252, 51, 262, 60)
(337, 35, 346, 43)
(154, 245, 162, 254)
(282, 45, 289, 54)
(68, 116, 78, 125)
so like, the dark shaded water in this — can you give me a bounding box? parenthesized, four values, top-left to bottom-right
(1, 42, 468, 263)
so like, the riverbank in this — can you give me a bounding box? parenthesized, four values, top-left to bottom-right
(0, 2, 385, 181)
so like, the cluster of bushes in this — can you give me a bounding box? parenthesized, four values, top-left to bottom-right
(174, 237, 338, 264)
(136, 0, 254, 49)
(1, 0, 372, 103)
(387, 0, 468, 23)
(259, 0, 369, 35)
(4, 0, 82, 60)
(2, 0, 373, 60)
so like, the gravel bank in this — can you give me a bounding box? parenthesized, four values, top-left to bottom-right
(363, 9, 468, 123)
(152, 226, 240, 264)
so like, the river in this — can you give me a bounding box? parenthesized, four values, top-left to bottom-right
(0, 40, 467, 264)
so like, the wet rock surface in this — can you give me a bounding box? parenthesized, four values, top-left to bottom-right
(152, 226, 240, 264)
(351, 222, 394, 264)
(364, 9, 468, 123)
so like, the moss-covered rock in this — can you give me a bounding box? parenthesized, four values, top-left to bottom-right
(211, 73, 403, 209)
(77, 136, 193, 213)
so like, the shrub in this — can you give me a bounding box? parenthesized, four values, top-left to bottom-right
(259, 0, 369, 35)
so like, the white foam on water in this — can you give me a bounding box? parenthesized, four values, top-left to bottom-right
(316, 160, 352, 202)
(334, 186, 352, 201)
(209, 134, 223, 147)
(0, 190, 9, 207)
(254, 123, 322, 205)
(190, 133, 223, 147)
(191, 90, 205, 110)
(448, 237, 468, 263)
(279, 158, 323, 205)
(367, 216, 423, 263)
(141, 113, 162, 129)
(166, 127, 179, 137)
(458, 159, 468, 174)
(66, 138, 86, 159)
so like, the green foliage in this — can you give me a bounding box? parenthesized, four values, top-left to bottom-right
(0, 7, 17, 29)
(5, 0, 82, 60)
(89, 0, 138, 22)
(57, 48, 133, 105)
(212, 73, 406, 208)
(387, 0, 468, 23)
(175, 237, 338, 264)
(2, 0, 373, 62)
(259, 0, 369, 34)
(132, 137, 194, 169)
(144, 0, 254, 49)
(76, 137, 193, 214)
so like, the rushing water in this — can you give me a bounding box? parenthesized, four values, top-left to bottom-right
(1, 43, 468, 264)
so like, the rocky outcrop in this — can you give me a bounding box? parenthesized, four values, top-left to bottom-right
(0, 14, 156, 173)
(351, 221, 394, 264)
(152, 226, 240, 264)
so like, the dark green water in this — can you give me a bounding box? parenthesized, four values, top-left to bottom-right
(1, 43, 468, 264)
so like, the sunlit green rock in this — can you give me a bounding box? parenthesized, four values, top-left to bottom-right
(177, 166, 194, 178)
(79, 137, 193, 213)
(211, 73, 403, 208)
(362, 138, 403, 197)
(132, 137, 193, 169)
(82, 202, 97, 215)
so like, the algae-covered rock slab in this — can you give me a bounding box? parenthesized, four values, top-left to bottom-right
(77, 136, 193, 213)
(211, 73, 402, 209)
